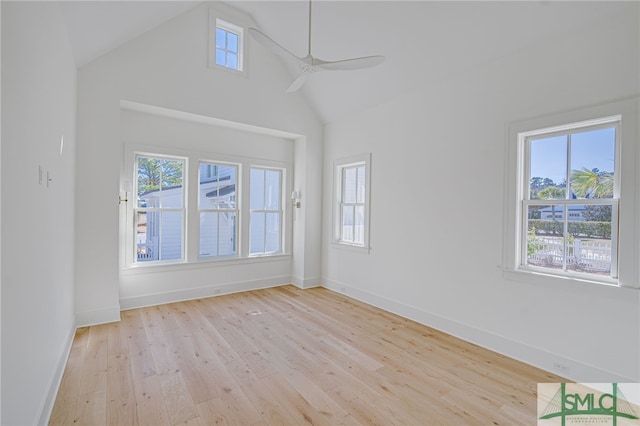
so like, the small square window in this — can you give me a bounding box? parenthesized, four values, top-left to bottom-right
(211, 17, 244, 72)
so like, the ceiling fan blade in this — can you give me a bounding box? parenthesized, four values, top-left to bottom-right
(286, 73, 309, 93)
(248, 28, 303, 64)
(316, 55, 385, 71)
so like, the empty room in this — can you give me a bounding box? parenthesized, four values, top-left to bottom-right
(1, 1, 639, 425)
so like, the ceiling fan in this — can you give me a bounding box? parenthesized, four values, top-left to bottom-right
(248, 0, 385, 93)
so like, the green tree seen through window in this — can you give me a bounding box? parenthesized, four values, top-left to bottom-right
(570, 167, 613, 199)
(137, 157, 183, 196)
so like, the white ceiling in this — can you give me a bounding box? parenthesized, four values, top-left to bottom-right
(59, 1, 631, 124)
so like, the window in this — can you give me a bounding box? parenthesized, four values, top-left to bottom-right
(249, 167, 283, 255)
(334, 154, 371, 250)
(214, 19, 243, 71)
(521, 119, 619, 279)
(341, 165, 365, 244)
(125, 148, 290, 267)
(135, 155, 186, 262)
(199, 162, 238, 258)
(504, 99, 640, 289)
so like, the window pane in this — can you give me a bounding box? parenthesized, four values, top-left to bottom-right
(250, 212, 265, 254)
(354, 205, 365, 244)
(157, 159, 183, 208)
(570, 127, 615, 199)
(200, 212, 237, 257)
(215, 48, 226, 66)
(343, 167, 357, 203)
(342, 205, 354, 242)
(200, 163, 237, 209)
(199, 163, 215, 209)
(265, 212, 281, 253)
(200, 186, 219, 209)
(160, 159, 183, 189)
(567, 205, 611, 275)
(218, 212, 237, 256)
(137, 157, 160, 206)
(216, 28, 226, 48)
(136, 210, 156, 262)
(199, 163, 215, 182)
(265, 170, 281, 211)
(199, 212, 218, 257)
(529, 135, 567, 200)
(250, 169, 265, 209)
(356, 166, 366, 204)
(219, 165, 237, 209)
(526, 204, 564, 270)
(138, 192, 156, 209)
(219, 165, 234, 178)
(227, 53, 238, 70)
(160, 211, 183, 261)
(227, 32, 238, 52)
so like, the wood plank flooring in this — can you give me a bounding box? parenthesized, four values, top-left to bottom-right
(50, 286, 564, 425)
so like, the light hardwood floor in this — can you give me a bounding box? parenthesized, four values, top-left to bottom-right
(50, 286, 564, 425)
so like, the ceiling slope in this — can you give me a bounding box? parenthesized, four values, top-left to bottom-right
(60, 1, 634, 124)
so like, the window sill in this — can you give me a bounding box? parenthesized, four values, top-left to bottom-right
(331, 241, 371, 254)
(501, 267, 638, 293)
(121, 253, 291, 275)
(210, 63, 248, 78)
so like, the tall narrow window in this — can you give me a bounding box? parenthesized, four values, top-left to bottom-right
(249, 167, 282, 255)
(334, 154, 371, 250)
(214, 18, 243, 71)
(520, 118, 619, 279)
(199, 162, 239, 258)
(341, 165, 365, 244)
(135, 155, 186, 262)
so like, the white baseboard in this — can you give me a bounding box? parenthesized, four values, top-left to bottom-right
(120, 275, 292, 311)
(291, 276, 321, 289)
(75, 305, 122, 327)
(37, 321, 77, 425)
(321, 278, 637, 383)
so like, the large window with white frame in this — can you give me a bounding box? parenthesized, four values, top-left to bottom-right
(334, 154, 371, 250)
(198, 162, 239, 258)
(519, 118, 619, 280)
(135, 154, 186, 263)
(249, 167, 283, 255)
(504, 98, 640, 289)
(125, 148, 290, 267)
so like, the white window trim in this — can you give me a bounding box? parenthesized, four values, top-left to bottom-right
(502, 98, 639, 289)
(333, 153, 372, 253)
(122, 144, 291, 269)
(209, 11, 247, 76)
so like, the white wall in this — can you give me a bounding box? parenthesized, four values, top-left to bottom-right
(322, 4, 640, 382)
(1, 2, 3, 421)
(75, 2, 323, 325)
(1, 2, 77, 424)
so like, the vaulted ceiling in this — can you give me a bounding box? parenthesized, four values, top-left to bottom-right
(60, 1, 631, 124)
